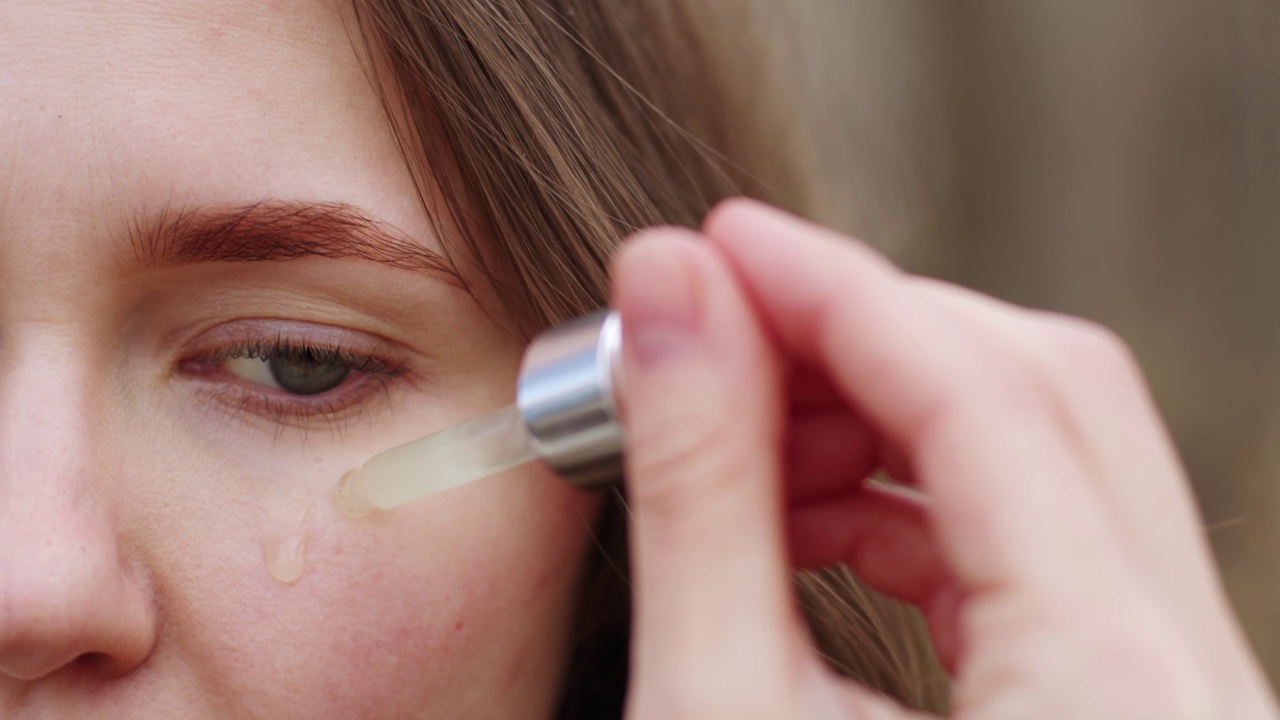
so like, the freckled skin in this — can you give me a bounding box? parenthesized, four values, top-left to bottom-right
(0, 1, 597, 717)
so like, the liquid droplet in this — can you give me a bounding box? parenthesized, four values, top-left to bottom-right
(262, 501, 314, 584)
(334, 469, 374, 518)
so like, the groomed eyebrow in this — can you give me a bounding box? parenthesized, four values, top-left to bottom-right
(128, 200, 458, 282)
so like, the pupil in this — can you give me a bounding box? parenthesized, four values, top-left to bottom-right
(268, 355, 350, 395)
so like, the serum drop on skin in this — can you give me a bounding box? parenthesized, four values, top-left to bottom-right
(336, 310, 625, 516)
(262, 501, 315, 584)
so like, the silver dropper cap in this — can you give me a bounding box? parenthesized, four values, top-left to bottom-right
(516, 309, 624, 488)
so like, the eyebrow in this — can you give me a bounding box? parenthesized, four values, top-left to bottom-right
(128, 200, 459, 282)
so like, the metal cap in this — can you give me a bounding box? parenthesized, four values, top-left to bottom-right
(516, 309, 624, 488)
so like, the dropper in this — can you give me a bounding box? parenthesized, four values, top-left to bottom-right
(335, 310, 624, 517)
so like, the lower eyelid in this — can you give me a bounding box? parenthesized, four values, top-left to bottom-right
(188, 375, 398, 430)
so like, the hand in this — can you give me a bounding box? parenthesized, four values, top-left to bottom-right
(610, 199, 1278, 719)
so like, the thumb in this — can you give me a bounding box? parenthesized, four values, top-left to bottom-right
(612, 229, 798, 711)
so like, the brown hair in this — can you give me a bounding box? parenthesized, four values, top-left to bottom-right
(347, 0, 947, 715)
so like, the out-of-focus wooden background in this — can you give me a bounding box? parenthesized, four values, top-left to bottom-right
(777, 1, 1280, 686)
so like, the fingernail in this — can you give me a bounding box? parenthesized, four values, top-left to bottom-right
(616, 234, 703, 368)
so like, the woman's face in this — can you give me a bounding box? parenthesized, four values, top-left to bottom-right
(0, 1, 595, 717)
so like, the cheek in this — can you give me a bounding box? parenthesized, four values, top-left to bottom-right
(152, 465, 596, 719)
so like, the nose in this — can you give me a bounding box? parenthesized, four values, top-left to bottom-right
(0, 344, 156, 681)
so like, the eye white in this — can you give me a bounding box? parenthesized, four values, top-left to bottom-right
(223, 357, 284, 391)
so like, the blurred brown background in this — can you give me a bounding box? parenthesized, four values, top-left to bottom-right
(777, 1, 1280, 686)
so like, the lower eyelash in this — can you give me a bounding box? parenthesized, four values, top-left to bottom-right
(190, 373, 400, 434)
(229, 382, 375, 426)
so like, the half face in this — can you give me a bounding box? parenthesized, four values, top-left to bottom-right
(0, 1, 594, 717)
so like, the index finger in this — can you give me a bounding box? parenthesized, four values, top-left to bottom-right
(703, 199, 1124, 599)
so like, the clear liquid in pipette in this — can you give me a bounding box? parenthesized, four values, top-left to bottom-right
(335, 404, 536, 517)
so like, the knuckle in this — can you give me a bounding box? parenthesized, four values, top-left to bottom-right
(995, 357, 1060, 415)
(626, 406, 755, 520)
(978, 594, 1220, 719)
(1044, 316, 1144, 387)
(909, 362, 1057, 452)
(1078, 612, 1216, 718)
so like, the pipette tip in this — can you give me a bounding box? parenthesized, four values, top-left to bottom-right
(334, 469, 374, 518)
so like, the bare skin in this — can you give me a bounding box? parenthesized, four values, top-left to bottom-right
(613, 199, 1280, 720)
(0, 2, 592, 717)
(4, 1, 1273, 717)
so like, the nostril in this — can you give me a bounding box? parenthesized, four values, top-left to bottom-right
(70, 651, 137, 680)
(0, 516, 158, 681)
(74, 652, 108, 670)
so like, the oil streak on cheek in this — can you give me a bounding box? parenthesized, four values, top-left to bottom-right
(261, 500, 315, 584)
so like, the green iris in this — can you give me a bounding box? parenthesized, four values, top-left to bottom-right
(268, 353, 351, 395)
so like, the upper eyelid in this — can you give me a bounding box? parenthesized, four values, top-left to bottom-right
(178, 318, 413, 363)
(197, 338, 408, 373)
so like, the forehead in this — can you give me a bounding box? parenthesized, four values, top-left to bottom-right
(0, 0, 356, 117)
(0, 1, 428, 263)
(0, 0, 375, 178)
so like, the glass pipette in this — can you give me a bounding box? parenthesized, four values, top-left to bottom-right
(335, 310, 623, 517)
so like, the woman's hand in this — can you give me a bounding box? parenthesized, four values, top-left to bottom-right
(610, 199, 1278, 719)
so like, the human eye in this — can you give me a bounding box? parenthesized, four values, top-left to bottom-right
(177, 319, 415, 428)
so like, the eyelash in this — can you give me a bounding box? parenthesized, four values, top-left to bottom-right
(182, 334, 413, 428)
